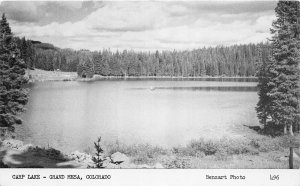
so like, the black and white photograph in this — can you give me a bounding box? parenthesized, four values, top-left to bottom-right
(0, 0, 299, 172)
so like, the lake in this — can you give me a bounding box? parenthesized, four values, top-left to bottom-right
(16, 79, 259, 153)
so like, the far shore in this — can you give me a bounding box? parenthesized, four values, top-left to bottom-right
(26, 69, 258, 83)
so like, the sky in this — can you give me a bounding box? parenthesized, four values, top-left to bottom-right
(0, 1, 277, 51)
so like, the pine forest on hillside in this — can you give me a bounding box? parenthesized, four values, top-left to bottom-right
(16, 37, 271, 77)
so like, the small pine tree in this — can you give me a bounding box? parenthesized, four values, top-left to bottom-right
(92, 137, 104, 168)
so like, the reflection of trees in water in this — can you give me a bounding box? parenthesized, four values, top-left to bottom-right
(153, 86, 257, 92)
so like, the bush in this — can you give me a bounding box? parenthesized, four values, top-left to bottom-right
(30, 146, 66, 161)
(106, 142, 169, 165)
(215, 149, 228, 161)
(172, 146, 205, 157)
(188, 139, 219, 155)
(0, 160, 9, 168)
(249, 136, 284, 152)
(165, 157, 192, 168)
(127, 144, 168, 164)
(172, 138, 260, 158)
(223, 139, 257, 155)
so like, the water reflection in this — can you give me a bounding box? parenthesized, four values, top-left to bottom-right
(90, 77, 257, 82)
(130, 86, 257, 92)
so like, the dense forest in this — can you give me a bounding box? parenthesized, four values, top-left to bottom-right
(15, 37, 271, 77)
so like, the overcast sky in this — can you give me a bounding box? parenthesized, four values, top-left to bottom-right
(0, 1, 277, 51)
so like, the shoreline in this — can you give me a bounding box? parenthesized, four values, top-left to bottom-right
(26, 69, 258, 83)
(1, 130, 299, 168)
(0, 139, 163, 168)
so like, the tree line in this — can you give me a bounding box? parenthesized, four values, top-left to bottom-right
(16, 37, 271, 77)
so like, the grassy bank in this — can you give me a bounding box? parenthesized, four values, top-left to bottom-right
(103, 132, 300, 169)
(1, 129, 299, 168)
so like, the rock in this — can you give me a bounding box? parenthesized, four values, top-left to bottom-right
(83, 156, 92, 163)
(67, 151, 95, 168)
(79, 155, 87, 162)
(102, 157, 111, 168)
(69, 151, 92, 162)
(19, 144, 34, 152)
(110, 152, 129, 164)
(70, 151, 83, 159)
(2, 139, 23, 149)
(83, 159, 94, 168)
(154, 163, 164, 169)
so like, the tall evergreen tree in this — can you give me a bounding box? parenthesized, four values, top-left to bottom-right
(256, 44, 272, 127)
(257, 1, 300, 135)
(0, 13, 28, 131)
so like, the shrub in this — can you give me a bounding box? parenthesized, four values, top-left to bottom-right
(126, 144, 168, 165)
(249, 136, 284, 152)
(30, 146, 66, 161)
(105, 142, 169, 165)
(165, 157, 192, 168)
(174, 138, 260, 158)
(223, 139, 257, 155)
(188, 139, 219, 155)
(215, 149, 228, 161)
(172, 146, 205, 157)
(0, 160, 9, 168)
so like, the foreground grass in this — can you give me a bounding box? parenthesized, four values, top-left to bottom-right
(103, 132, 299, 169)
(1, 129, 299, 168)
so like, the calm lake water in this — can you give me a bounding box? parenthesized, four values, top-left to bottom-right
(16, 80, 259, 153)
